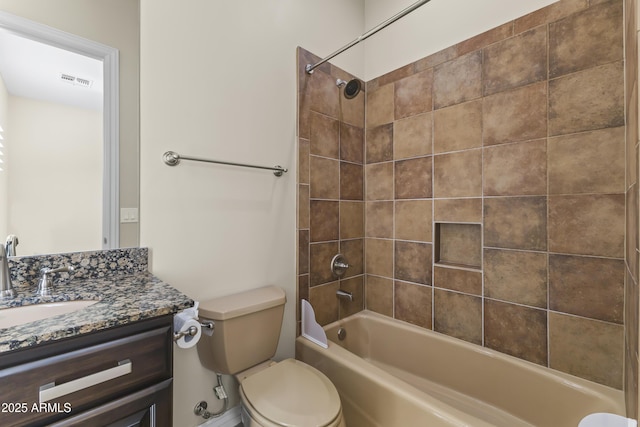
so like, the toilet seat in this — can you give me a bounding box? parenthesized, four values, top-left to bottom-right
(240, 358, 342, 426)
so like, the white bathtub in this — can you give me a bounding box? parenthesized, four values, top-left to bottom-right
(295, 310, 625, 427)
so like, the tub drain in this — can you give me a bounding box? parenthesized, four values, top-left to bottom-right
(337, 328, 346, 340)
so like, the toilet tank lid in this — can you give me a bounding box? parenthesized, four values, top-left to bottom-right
(199, 285, 286, 320)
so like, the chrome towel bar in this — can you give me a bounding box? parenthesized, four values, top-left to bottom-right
(163, 151, 288, 177)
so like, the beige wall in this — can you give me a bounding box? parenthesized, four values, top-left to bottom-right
(139, 1, 364, 425)
(0, 75, 7, 239)
(7, 96, 102, 255)
(0, 0, 140, 248)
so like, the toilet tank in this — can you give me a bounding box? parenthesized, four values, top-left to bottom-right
(197, 285, 286, 374)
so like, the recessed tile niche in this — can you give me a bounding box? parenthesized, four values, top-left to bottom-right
(434, 223, 482, 270)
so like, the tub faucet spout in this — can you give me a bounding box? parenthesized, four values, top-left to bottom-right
(0, 245, 15, 299)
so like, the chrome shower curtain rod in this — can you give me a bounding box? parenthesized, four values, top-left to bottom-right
(305, 0, 433, 74)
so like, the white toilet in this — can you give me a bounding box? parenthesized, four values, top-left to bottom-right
(197, 285, 346, 427)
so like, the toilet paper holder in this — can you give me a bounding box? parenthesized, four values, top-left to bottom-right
(173, 320, 213, 342)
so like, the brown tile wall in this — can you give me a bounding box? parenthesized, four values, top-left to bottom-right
(298, 0, 631, 393)
(297, 48, 366, 331)
(625, 0, 639, 419)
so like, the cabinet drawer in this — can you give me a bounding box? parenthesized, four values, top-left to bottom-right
(0, 325, 171, 426)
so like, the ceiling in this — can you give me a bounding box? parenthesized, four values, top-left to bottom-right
(0, 28, 103, 111)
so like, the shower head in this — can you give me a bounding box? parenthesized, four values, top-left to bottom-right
(336, 78, 362, 99)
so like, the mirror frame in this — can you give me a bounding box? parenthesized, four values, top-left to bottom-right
(0, 10, 119, 249)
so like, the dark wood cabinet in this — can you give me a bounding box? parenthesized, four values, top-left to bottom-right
(0, 316, 173, 427)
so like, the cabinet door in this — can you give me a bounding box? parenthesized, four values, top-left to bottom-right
(48, 379, 172, 427)
(0, 325, 172, 426)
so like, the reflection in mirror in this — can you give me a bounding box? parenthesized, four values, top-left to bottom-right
(0, 11, 119, 256)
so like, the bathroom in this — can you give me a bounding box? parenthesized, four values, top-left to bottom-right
(0, 0, 636, 426)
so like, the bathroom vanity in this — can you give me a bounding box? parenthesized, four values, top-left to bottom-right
(0, 248, 193, 426)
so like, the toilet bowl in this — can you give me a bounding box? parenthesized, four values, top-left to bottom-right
(238, 359, 345, 427)
(579, 412, 637, 427)
(196, 286, 346, 427)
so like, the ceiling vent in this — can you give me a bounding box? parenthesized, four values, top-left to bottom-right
(60, 73, 93, 88)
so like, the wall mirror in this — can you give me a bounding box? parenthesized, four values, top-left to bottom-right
(0, 10, 119, 256)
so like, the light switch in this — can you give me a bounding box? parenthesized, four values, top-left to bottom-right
(120, 208, 139, 223)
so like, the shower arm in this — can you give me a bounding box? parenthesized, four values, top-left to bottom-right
(305, 0, 432, 74)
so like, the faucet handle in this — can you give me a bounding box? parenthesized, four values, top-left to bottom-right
(37, 265, 74, 297)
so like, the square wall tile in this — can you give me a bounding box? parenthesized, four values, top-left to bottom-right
(394, 113, 432, 160)
(298, 230, 309, 275)
(485, 299, 547, 365)
(341, 89, 365, 128)
(340, 238, 363, 279)
(310, 200, 339, 242)
(627, 185, 639, 282)
(310, 241, 339, 286)
(433, 149, 482, 198)
(483, 139, 547, 196)
(394, 69, 434, 119)
(367, 83, 394, 128)
(433, 266, 482, 295)
(306, 69, 339, 119)
(339, 201, 363, 240)
(299, 138, 309, 184)
(549, 254, 624, 323)
(483, 82, 547, 146)
(484, 249, 547, 308)
(366, 163, 394, 201)
(395, 241, 432, 285)
(366, 124, 394, 163)
(395, 157, 433, 199)
(310, 156, 339, 199)
(433, 51, 483, 109)
(549, 61, 624, 136)
(434, 199, 482, 223)
(548, 194, 624, 258)
(365, 275, 393, 316)
(395, 281, 432, 329)
(395, 200, 432, 242)
(549, 312, 623, 389)
(340, 162, 363, 200)
(340, 123, 364, 164)
(433, 100, 482, 154)
(298, 184, 309, 229)
(483, 26, 547, 96)
(484, 197, 547, 251)
(339, 276, 364, 318)
(548, 126, 625, 194)
(310, 281, 339, 326)
(366, 201, 394, 239)
(549, 0, 623, 78)
(434, 289, 482, 345)
(310, 111, 339, 158)
(365, 238, 393, 278)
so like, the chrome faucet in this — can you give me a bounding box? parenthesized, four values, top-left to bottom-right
(37, 266, 74, 297)
(0, 244, 15, 299)
(5, 235, 18, 257)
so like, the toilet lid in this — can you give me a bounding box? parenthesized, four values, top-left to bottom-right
(241, 358, 341, 427)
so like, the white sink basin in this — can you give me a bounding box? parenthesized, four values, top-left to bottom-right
(0, 300, 98, 329)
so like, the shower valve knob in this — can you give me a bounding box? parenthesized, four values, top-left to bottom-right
(331, 254, 349, 278)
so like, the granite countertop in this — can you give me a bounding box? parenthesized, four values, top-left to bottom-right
(0, 248, 194, 353)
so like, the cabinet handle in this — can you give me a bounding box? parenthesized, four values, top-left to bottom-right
(39, 359, 132, 403)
